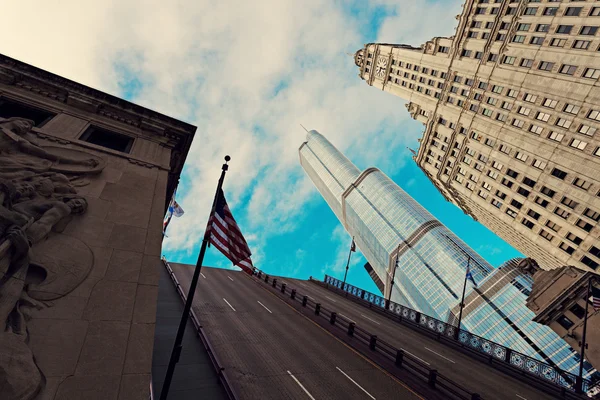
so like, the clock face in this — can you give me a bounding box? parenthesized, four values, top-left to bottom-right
(375, 57, 388, 78)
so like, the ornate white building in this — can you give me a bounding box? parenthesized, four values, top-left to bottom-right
(354, 0, 600, 272)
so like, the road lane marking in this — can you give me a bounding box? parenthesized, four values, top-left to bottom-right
(336, 367, 376, 399)
(515, 395, 527, 400)
(227, 275, 234, 282)
(257, 300, 272, 313)
(360, 314, 381, 325)
(223, 298, 236, 311)
(287, 370, 316, 400)
(400, 349, 430, 366)
(250, 276, 424, 400)
(325, 296, 337, 303)
(338, 313, 356, 323)
(424, 347, 455, 364)
(201, 273, 206, 279)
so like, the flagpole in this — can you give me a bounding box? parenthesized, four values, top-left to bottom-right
(342, 237, 354, 288)
(575, 276, 592, 394)
(159, 155, 231, 400)
(456, 257, 470, 339)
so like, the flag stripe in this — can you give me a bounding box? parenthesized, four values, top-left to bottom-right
(204, 189, 253, 275)
(213, 212, 246, 248)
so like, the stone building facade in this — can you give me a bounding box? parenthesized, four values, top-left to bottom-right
(526, 264, 600, 373)
(353, 0, 600, 272)
(0, 54, 194, 399)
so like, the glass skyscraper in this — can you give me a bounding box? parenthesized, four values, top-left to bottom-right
(299, 129, 594, 378)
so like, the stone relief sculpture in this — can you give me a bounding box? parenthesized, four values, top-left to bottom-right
(0, 117, 105, 399)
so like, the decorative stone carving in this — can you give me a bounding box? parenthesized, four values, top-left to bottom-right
(0, 117, 104, 399)
(516, 258, 541, 276)
(354, 49, 364, 67)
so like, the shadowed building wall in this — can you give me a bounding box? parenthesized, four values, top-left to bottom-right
(0, 54, 194, 400)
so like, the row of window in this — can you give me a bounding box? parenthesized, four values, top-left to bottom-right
(475, 4, 600, 18)
(501, 55, 599, 81)
(391, 60, 448, 79)
(467, 26, 600, 47)
(445, 99, 600, 157)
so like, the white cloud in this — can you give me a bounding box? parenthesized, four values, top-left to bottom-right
(1, 0, 462, 258)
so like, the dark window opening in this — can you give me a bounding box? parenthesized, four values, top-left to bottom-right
(581, 256, 599, 270)
(569, 303, 586, 320)
(79, 126, 134, 153)
(0, 98, 55, 127)
(551, 168, 567, 180)
(557, 315, 574, 330)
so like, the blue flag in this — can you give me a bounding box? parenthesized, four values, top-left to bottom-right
(466, 265, 477, 287)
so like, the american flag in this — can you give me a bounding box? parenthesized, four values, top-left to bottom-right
(466, 264, 477, 287)
(206, 189, 254, 274)
(592, 284, 600, 311)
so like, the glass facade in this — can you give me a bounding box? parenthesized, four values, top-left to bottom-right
(299, 130, 594, 378)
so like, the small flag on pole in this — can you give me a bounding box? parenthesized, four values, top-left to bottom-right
(172, 201, 185, 217)
(592, 284, 600, 311)
(466, 264, 477, 287)
(163, 194, 185, 235)
(350, 237, 356, 252)
(205, 189, 254, 274)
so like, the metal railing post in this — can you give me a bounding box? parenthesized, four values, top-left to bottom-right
(272, 278, 277, 288)
(428, 369, 438, 387)
(281, 283, 286, 293)
(471, 394, 481, 400)
(315, 303, 321, 316)
(395, 349, 404, 367)
(348, 322, 355, 337)
(369, 335, 377, 350)
(291, 289, 296, 300)
(330, 312, 337, 325)
(302, 296, 308, 307)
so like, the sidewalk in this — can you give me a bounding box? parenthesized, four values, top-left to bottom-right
(151, 265, 228, 400)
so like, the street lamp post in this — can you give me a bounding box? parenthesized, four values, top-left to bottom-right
(442, 235, 480, 337)
(342, 237, 355, 288)
(386, 242, 402, 307)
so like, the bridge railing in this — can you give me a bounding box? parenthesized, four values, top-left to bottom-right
(319, 273, 593, 396)
(253, 269, 481, 400)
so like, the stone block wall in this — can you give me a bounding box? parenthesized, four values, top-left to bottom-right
(0, 54, 194, 400)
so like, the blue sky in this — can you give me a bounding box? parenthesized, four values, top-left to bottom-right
(2, 0, 522, 296)
(150, 0, 522, 295)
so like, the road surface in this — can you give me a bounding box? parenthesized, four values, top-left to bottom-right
(170, 263, 424, 400)
(275, 275, 559, 400)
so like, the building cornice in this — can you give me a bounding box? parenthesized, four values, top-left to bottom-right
(0, 55, 195, 135)
(0, 53, 196, 211)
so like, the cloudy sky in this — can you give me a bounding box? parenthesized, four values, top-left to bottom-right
(3, 0, 521, 294)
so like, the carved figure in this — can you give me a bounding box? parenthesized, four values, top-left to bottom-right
(0, 118, 98, 172)
(0, 117, 104, 399)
